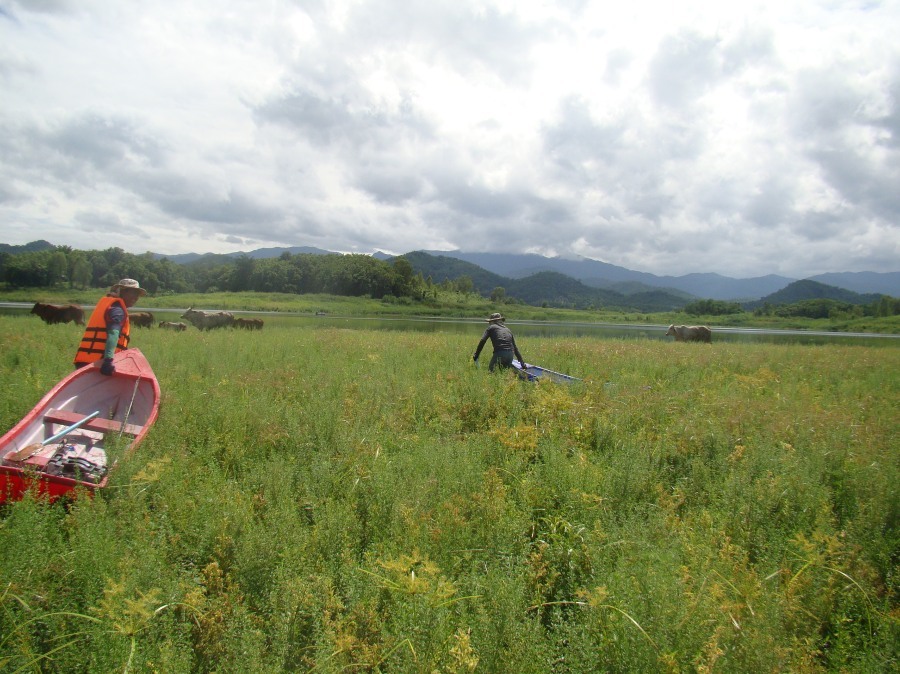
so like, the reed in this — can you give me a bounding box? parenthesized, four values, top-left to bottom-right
(0, 316, 897, 672)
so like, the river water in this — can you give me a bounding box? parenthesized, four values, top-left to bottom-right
(291, 315, 899, 346)
(3, 303, 897, 346)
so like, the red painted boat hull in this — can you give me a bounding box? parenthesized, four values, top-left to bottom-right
(0, 349, 160, 503)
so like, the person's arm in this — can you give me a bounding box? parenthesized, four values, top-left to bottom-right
(473, 332, 489, 361)
(100, 304, 126, 375)
(512, 336, 525, 366)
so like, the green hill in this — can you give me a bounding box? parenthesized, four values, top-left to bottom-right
(0, 240, 55, 255)
(402, 251, 506, 293)
(747, 279, 883, 309)
(403, 252, 690, 311)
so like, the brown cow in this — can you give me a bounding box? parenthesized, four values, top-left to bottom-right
(666, 324, 712, 343)
(159, 321, 188, 331)
(130, 311, 154, 328)
(30, 302, 85, 326)
(234, 317, 264, 330)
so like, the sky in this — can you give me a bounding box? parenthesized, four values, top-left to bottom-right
(1, 0, 898, 279)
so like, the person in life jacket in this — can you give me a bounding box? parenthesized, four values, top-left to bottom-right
(74, 278, 147, 375)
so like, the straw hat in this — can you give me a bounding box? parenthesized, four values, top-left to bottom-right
(486, 312, 505, 322)
(110, 278, 147, 296)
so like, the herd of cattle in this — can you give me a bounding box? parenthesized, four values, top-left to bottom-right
(29, 303, 711, 342)
(29, 303, 264, 331)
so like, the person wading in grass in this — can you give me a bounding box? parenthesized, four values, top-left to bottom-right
(73, 278, 147, 376)
(473, 312, 527, 373)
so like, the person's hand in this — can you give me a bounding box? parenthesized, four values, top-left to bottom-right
(100, 358, 115, 376)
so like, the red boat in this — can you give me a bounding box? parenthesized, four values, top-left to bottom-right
(0, 349, 160, 503)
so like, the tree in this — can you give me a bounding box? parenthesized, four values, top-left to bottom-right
(685, 299, 743, 316)
(71, 256, 93, 289)
(454, 276, 474, 295)
(249, 258, 290, 292)
(2, 250, 51, 287)
(48, 251, 68, 285)
(490, 286, 507, 303)
(391, 257, 417, 297)
(230, 256, 256, 292)
(874, 295, 900, 317)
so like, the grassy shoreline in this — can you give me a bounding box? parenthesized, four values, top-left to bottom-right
(3, 288, 899, 334)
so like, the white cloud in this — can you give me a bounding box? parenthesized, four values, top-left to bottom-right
(0, 0, 898, 278)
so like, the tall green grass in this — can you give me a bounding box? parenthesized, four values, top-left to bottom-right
(0, 316, 897, 672)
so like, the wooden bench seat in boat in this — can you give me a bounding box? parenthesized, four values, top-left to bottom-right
(44, 409, 141, 437)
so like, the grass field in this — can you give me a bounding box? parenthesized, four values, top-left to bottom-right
(0, 314, 897, 672)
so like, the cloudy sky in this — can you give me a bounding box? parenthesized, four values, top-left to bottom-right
(1, 0, 898, 279)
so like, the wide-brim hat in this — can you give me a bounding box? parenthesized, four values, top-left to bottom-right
(111, 278, 147, 296)
(486, 312, 505, 322)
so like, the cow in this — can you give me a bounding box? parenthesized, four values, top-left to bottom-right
(234, 317, 264, 330)
(30, 302, 85, 326)
(130, 311, 154, 328)
(159, 321, 188, 331)
(180, 306, 235, 331)
(666, 324, 712, 343)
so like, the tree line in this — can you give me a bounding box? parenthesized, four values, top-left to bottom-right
(0, 246, 436, 301)
(2, 245, 897, 316)
(686, 294, 900, 319)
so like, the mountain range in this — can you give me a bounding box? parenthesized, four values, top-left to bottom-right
(3, 240, 898, 303)
(143, 245, 897, 300)
(413, 250, 899, 299)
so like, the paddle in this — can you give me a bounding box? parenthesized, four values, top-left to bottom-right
(6, 411, 101, 463)
(118, 377, 141, 440)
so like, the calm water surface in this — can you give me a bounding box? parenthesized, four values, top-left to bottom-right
(295, 315, 899, 346)
(3, 303, 897, 346)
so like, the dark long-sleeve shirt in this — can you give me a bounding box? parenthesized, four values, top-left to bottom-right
(474, 323, 523, 362)
(106, 303, 126, 331)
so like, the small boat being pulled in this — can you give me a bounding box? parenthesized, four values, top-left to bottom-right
(513, 360, 581, 384)
(0, 349, 159, 503)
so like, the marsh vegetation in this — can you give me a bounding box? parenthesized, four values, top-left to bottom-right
(0, 313, 897, 672)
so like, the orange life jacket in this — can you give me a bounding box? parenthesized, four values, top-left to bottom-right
(73, 296, 131, 366)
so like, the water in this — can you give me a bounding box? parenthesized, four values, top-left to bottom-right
(3, 303, 897, 346)
(296, 316, 898, 346)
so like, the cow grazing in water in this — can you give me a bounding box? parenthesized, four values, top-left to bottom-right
(30, 302, 85, 326)
(159, 321, 188, 331)
(666, 324, 712, 343)
(180, 307, 235, 331)
(234, 317, 264, 330)
(130, 311, 154, 328)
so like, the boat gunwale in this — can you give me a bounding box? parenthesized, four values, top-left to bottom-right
(0, 349, 160, 502)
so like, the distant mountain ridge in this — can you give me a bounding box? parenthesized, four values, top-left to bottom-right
(401, 251, 886, 310)
(399, 251, 681, 311)
(156, 245, 335, 265)
(0, 240, 55, 255)
(4, 240, 898, 300)
(418, 250, 900, 300)
(806, 271, 900, 296)
(419, 250, 797, 300)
